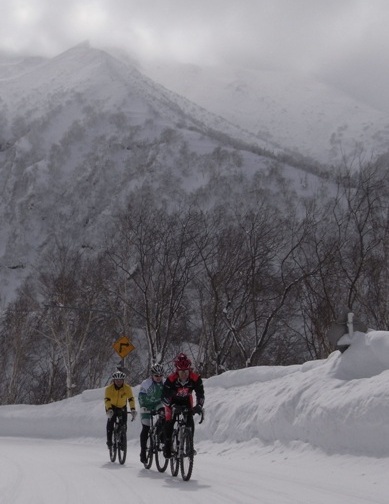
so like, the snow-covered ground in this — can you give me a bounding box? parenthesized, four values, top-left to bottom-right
(1, 330, 389, 503)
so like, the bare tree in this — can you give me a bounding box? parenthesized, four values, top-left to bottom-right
(0, 284, 40, 403)
(191, 198, 322, 372)
(106, 198, 203, 369)
(298, 160, 389, 355)
(191, 208, 239, 375)
(35, 244, 117, 398)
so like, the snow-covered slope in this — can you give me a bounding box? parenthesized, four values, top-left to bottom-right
(2, 330, 389, 502)
(141, 60, 389, 164)
(0, 43, 277, 154)
(1, 330, 389, 458)
(2, 43, 373, 305)
(1, 44, 306, 303)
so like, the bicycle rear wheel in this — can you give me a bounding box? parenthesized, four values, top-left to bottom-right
(180, 429, 194, 481)
(144, 431, 153, 469)
(170, 430, 179, 477)
(118, 429, 127, 464)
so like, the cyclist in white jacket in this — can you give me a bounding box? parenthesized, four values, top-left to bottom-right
(138, 363, 165, 463)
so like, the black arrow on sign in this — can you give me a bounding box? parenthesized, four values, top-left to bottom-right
(119, 342, 130, 353)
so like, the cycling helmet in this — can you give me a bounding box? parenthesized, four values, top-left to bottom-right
(174, 352, 191, 371)
(151, 363, 164, 376)
(112, 371, 126, 380)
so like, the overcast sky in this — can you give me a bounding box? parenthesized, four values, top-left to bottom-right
(1, 0, 389, 107)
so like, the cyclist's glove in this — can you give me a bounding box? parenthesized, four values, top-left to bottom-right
(193, 405, 203, 415)
(130, 409, 137, 421)
(106, 409, 114, 419)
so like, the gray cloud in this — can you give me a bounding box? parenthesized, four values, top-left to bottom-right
(1, 0, 389, 109)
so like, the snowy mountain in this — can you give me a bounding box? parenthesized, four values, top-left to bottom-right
(0, 43, 326, 304)
(1, 42, 386, 306)
(141, 60, 389, 164)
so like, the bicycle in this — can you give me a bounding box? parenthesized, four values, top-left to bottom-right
(109, 411, 132, 465)
(143, 410, 169, 472)
(169, 405, 204, 481)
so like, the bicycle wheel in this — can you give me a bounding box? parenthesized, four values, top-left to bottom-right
(170, 429, 179, 477)
(180, 428, 194, 481)
(155, 432, 169, 473)
(118, 428, 127, 464)
(144, 430, 153, 469)
(109, 442, 117, 463)
(110, 425, 118, 462)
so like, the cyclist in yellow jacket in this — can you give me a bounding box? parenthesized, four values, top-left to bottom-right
(105, 370, 137, 449)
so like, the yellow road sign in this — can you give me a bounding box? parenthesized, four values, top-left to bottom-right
(113, 336, 135, 358)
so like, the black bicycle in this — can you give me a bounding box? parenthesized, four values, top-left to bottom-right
(109, 411, 131, 464)
(170, 405, 204, 481)
(143, 410, 169, 472)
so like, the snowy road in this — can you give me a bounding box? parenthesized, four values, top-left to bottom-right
(1, 437, 388, 504)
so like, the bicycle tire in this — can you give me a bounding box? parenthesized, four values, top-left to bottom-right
(110, 423, 118, 462)
(144, 430, 153, 469)
(180, 428, 194, 481)
(170, 429, 179, 477)
(118, 428, 127, 464)
(155, 431, 169, 473)
(109, 442, 117, 463)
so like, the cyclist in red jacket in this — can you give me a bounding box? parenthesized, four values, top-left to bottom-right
(162, 352, 204, 458)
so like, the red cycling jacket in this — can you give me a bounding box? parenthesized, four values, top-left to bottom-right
(162, 371, 204, 421)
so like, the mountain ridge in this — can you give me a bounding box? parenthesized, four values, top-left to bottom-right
(0, 44, 308, 304)
(140, 59, 389, 164)
(0, 43, 378, 305)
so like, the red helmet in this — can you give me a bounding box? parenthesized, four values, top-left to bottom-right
(174, 352, 191, 371)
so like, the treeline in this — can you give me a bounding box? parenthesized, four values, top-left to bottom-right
(0, 162, 388, 404)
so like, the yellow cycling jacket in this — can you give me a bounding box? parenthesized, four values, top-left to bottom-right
(105, 383, 136, 411)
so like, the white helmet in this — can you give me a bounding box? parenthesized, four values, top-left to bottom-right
(150, 363, 164, 376)
(112, 371, 126, 380)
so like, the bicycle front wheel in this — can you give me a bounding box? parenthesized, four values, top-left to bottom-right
(180, 428, 194, 481)
(144, 431, 153, 469)
(109, 442, 117, 463)
(118, 429, 127, 464)
(170, 430, 179, 477)
(155, 432, 169, 473)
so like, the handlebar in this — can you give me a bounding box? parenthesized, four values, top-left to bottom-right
(149, 409, 162, 416)
(109, 407, 137, 423)
(144, 405, 204, 423)
(170, 405, 205, 423)
(171, 405, 190, 415)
